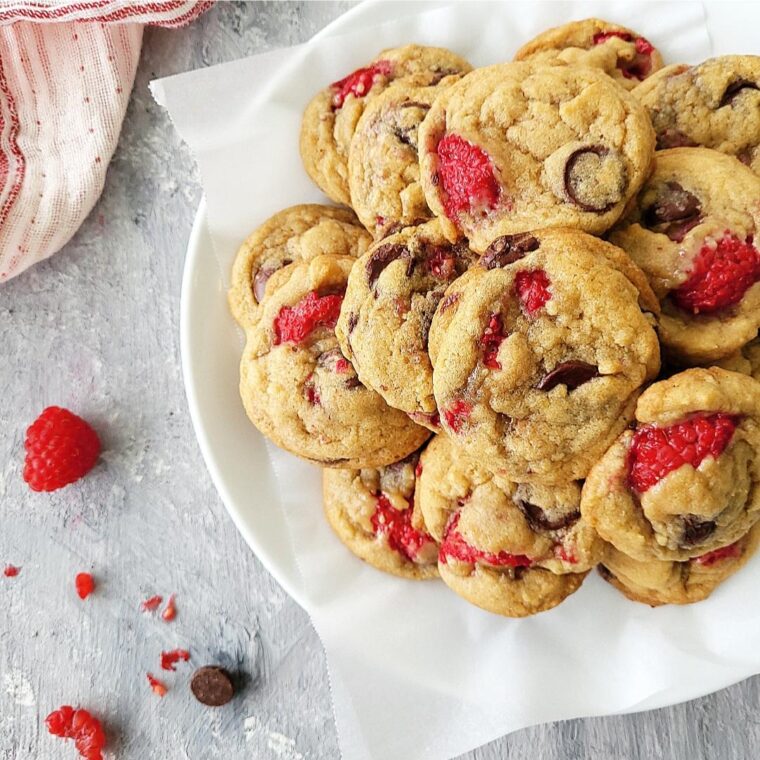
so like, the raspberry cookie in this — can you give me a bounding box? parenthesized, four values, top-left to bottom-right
(229, 205, 371, 329)
(238, 255, 429, 467)
(300, 45, 472, 206)
(515, 18, 663, 91)
(598, 522, 760, 606)
(416, 62, 655, 251)
(322, 448, 438, 579)
(609, 148, 760, 364)
(582, 368, 760, 562)
(417, 435, 599, 616)
(430, 228, 660, 483)
(336, 220, 477, 429)
(634, 55, 760, 174)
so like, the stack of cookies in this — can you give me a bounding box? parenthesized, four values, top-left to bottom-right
(229, 19, 760, 616)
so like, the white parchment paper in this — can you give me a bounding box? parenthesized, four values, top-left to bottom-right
(152, 3, 760, 758)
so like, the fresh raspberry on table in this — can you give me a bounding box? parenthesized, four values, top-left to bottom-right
(23, 406, 101, 492)
(160, 648, 191, 672)
(45, 706, 106, 760)
(75, 573, 95, 600)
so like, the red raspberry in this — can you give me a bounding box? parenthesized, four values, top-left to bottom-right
(440, 513, 533, 567)
(330, 59, 392, 109)
(693, 541, 742, 566)
(161, 594, 177, 622)
(147, 673, 168, 698)
(4, 564, 20, 577)
(436, 134, 501, 221)
(371, 494, 436, 562)
(629, 413, 740, 493)
(593, 30, 633, 44)
(273, 290, 344, 346)
(592, 30, 654, 79)
(480, 312, 505, 369)
(673, 233, 760, 314)
(75, 573, 95, 600)
(515, 269, 551, 314)
(442, 399, 472, 433)
(554, 545, 578, 564)
(141, 594, 163, 612)
(45, 706, 105, 760)
(160, 648, 190, 672)
(23, 407, 100, 492)
(427, 246, 457, 279)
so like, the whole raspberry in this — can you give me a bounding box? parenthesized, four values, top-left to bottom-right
(370, 494, 436, 562)
(440, 513, 533, 567)
(515, 269, 551, 314)
(330, 59, 392, 110)
(629, 413, 740, 493)
(273, 291, 344, 346)
(75, 573, 95, 600)
(23, 407, 101, 492)
(45, 706, 105, 760)
(673, 233, 760, 314)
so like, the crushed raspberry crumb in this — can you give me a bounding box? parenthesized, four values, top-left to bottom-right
(75, 573, 95, 600)
(515, 269, 551, 314)
(330, 59, 392, 109)
(371, 494, 436, 562)
(141, 594, 163, 612)
(592, 30, 654, 79)
(443, 400, 472, 433)
(427, 246, 457, 279)
(147, 673, 168, 698)
(440, 513, 533, 567)
(23, 406, 101, 492)
(436, 134, 501, 221)
(693, 541, 743, 566)
(629, 413, 740, 493)
(481, 312, 505, 369)
(554, 545, 578, 564)
(334, 357, 350, 373)
(4, 564, 20, 577)
(273, 290, 344, 345)
(161, 594, 176, 622)
(160, 648, 190, 672)
(303, 374, 321, 405)
(672, 233, 760, 314)
(45, 706, 105, 760)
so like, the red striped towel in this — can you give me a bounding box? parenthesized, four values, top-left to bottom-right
(0, 0, 212, 282)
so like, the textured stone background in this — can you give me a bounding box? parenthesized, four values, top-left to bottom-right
(0, 2, 757, 758)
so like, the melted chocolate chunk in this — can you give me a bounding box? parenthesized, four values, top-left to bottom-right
(347, 312, 358, 334)
(481, 233, 540, 269)
(597, 564, 614, 581)
(438, 292, 460, 313)
(564, 146, 623, 212)
(681, 516, 717, 547)
(516, 500, 581, 532)
(393, 125, 417, 149)
(656, 129, 698, 150)
(642, 181, 702, 242)
(719, 79, 760, 108)
(316, 347, 343, 367)
(252, 259, 292, 303)
(537, 361, 599, 392)
(366, 243, 411, 291)
(344, 376, 363, 389)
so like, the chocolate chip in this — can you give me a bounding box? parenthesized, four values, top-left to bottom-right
(680, 516, 716, 546)
(642, 181, 702, 242)
(344, 376, 363, 389)
(597, 564, 614, 581)
(252, 259, 292, 303)
(656, 129, 698, 150)
(516, 500, 581, 532)
(564, 146, 625, 212)
(511, 566, 528, 581)
(316, 348, 342, 367)
(537, 361, 599, 392)
(481, 233, 539, 269)
(347, 312, 358, 334)
(737, 147, 754, 167)
(428, 67, 459, 85)
(438, 292, 460, 312)
(190, 666, 234, 707)
(719, 79, 759, 108)
(366, 243, 411, 292)
(399, 100, 431, 111)
(393, 126, 417, 149)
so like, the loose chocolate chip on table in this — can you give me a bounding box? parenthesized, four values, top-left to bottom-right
(680, 516, 717, 546)
(191, 666, 235, 707)
(366, 243, 412, 291)
(481, 233, 540, 269)
(516, 500, 581, 532)
(536, 361, 598, 392)
(719, 79, 759, 108)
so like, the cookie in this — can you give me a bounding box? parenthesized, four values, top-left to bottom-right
(300, 45, 472, 206)
(417, 435, 599, 617)
(717, 335, 760, 379)
(515, 18, 663, 91)
(322, 447, 438, 579)
(237, 254, 429, 467)
(582, 368, 760, 563)
(429, 228, 660, 483)
(229, 204, 371, 329)
(634, 55, 760, 174)
(336, 220, 477, 429)
(416, 62, 655, 252)
(598, 522, 760, 606)
(609, 148, 760, 364)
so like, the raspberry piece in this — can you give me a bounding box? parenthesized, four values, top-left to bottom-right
(592, 30, 633, 44)
(592, 31, 654, 80)
(554, 544, 578, 564)
(330, 59, 392, 109)
(436, 134, 501, 221)
(334, 357, 350, 373)
(273, 291, 344, 345)
(443, 399, 472, 433)
(141, 594, 163, 612)
(4, 564, 20, 577)
(672, 233, 760, 314)
(45, 706, 105, 760)
(160, 648, 190, 672)
(415, 459, 423, 478)
(147, 673, 168, 698)
(427, 246, 457, 279)
(370, 494, 436, 562)
(480, 312, 505, 369)
(515, 269, 551, 314)
(161, 594, 176, 622)
(23, 407, 101, 492)
(693, 541, 743, 566)
(75, 573, 95, 600)
(629, 413, 740, 493)
(440, 513, 533, 567)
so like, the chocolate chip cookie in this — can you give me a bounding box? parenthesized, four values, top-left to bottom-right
(430, 228, 660, 483)
(634, 55, 760, 174)
(582, 368, 760, 562)
(336, 220, 477, 429)
(718, 335, 760, 379)
(416, 62, 655, 251)
(229, 204, 371, 330)
(515, 18, 663, 91)
(323, 447, 438, 579)
(238, 254, 430, 467)
(300, 45, 472, 206)
(417, 435, 599, 616)
(609, 148, 760, 364)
